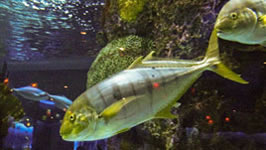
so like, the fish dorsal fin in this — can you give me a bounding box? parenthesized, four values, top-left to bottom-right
(99, 96, 140, 120)
(127, 56, 143, 69)
(127, 51, 156, 69)
(143, 51, 156, 61)
(154, 102, 180, 119)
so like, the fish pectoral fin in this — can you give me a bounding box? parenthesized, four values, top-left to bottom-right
(99, 96, 141, 119)
(258, 15, 266, 26)
(154, 102, 180, 119)
(115, 128, 130, 135)
(127, 56, 143, 69)
(143, 51, 156, 61)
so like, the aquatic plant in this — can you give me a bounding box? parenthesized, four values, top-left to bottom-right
(0, 83, 25, 146)
(87, 35, 154, 88)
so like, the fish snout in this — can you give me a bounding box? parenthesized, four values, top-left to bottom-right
(59, 123, 72, 138)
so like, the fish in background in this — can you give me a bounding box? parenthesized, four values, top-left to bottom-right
(48, 94, 73, 110)
(12, 86, 72, 111)
(215, 0, 266, 48)
(12, 86, 49, 101)
(60, 30, 248, 141)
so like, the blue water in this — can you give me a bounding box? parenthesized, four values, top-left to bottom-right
(0, 0, 104, 61)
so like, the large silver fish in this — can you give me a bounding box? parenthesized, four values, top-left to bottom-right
(60, 30, 248, 141)
(215, 0, 266, 47)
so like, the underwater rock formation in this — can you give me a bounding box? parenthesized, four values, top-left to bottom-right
(86, 35, 153, 88)
(87, 0, 266, 149)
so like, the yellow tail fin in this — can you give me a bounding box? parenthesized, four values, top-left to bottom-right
(205, 29, 248, 84)
(209, 63, 248, 84)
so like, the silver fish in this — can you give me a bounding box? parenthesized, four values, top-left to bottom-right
(215, 0, 266, 47)
(60, 30, 248, 141)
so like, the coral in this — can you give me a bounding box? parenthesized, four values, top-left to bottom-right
(87, 35, 154, 88)
(102, 0, 219, 58)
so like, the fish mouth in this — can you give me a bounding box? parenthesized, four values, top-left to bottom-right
(60, 132, 74, 141)
(216, 29, 224, 36)
(216, 29, 230, 37)
(59, 126, 72, 140)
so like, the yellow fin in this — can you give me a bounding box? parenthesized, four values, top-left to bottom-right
(205, 29, 248, 84)
(205, 29, 219, 59)
(258, 15, 266, 26)
(99, 96, 139, 119)
(115, 128, 130, 135)
(209, 63, 248, 84)
(127, 56, 143, 69)
(143, 51, 156, 61)
(154, 102, 180, 119)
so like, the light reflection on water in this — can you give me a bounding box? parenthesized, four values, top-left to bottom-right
(0, 0, 104, 61)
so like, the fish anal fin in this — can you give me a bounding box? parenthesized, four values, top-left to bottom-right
(99, 96, 140, 120)
(143, 51, 156, 61)
(154, 102, 180, 119)
(115, 128, 130, 135)
(127, 56, 143, 69)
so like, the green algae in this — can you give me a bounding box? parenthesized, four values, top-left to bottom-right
(118, 0, 147, 22)
(87, 35, 154, 88)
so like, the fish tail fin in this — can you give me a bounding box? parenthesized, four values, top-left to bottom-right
(204, 30, 220, 62)
(204, 30, 248, 84)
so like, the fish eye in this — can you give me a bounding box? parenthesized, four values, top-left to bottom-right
(230, 13, 238, 20)
(69, 114, 76, 122)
